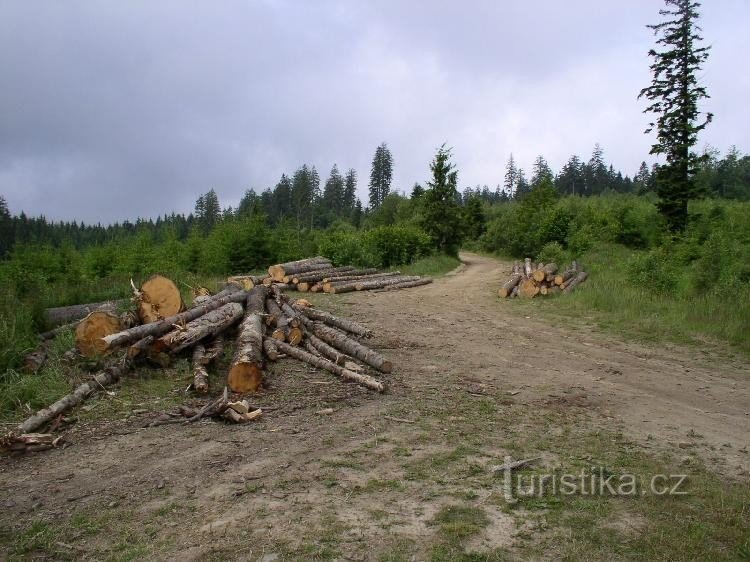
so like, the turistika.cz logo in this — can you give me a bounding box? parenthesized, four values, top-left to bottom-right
(497, 458, 689, 503)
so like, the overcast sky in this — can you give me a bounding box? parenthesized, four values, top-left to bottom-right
(1, 1, 748, 224)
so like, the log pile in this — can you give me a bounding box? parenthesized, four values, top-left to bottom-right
(498, 258, 589, 299)
(8, 262, 393, 451)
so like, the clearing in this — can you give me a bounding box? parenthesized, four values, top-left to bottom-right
(1, 252, 748, 560)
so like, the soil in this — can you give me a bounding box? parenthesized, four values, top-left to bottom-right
(1, 252, 748, 560)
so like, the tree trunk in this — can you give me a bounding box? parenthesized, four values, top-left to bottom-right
(269, 338, 385, 392)
(306, 333, 347, 365)
(292, 302, 372, 338)
(372, 278, 433, 292)
(268, 257, 332, 282)
(292, 266, 356, 284)
(524, 258, 533, 279)
(554, 266, 579, 286)
(227, 286, 268, 393)
(510, 285, 520, 298)
(343, 275, 421, 293)
(498, 274, 523, 298)
(321, 269, 380, 283)
(562, 271, 589, 294)
(135, 274, 185, 324)
(263, 338, 281, 361)
(96, 290, 250, 356)
(44, 300, 127, 328)
(75, 311, 123, 357)
(150, 302, 244, 354)
(533, 263, 558, 282)
(17, 361, 132, 434)
(519, 278, 540, 298)
(265, 298, 284, 327)
(191, 336, 224, 394)
(312, 322, 392, 373)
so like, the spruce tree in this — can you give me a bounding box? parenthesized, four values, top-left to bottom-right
(420, 145, 463, 256)
(343, 168, 357, 214)
(639, 0, 712, 231)
(515, 169, 531, 199)
(531, 155, 554, 188)
(323, 164, 345, 215)
(368, 143, 393, 209)
(503, 154, 518, 197)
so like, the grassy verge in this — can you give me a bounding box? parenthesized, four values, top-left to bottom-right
(396, 254, 461, 277)
(501, 243, 750, 358)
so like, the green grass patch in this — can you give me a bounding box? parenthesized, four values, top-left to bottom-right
(397, 254, 461, 277)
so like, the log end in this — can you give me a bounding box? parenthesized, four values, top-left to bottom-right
(287, 327, 303, 346)
(137, 275, 185, 324)
(227, 363, 264, 394)
(76, 311, 123, 357)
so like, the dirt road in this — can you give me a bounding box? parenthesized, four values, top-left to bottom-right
(1, 252, 748, 560)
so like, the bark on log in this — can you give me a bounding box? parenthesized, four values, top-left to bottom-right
(227, 275, 265, 290)
(510, 285, 520, 298)
(23, 342, 50, 374)
(292, 266, 356, 284)
(227, 286, 268, 394)
(263, 338, 281, 361)
(498, 274, 523, 298)
(1, 433, 64, 454)
(339, 275, 421, 293)
(533, 263, 558, 282)
(150, 302, 244, 354)
(135, 274, 185, 324)
(44, 300, 127, 328)
(268, 257, 332, 282)
(312, 322, 392, 373)
(127, 335, 155, 359)
(372, 277, 433, 292)
(545, 285, 561, 296)
(519, 278, 540, 298)
(95, 290, 250, 356)
(191, 336, 224, 394)
(326, 273, 406, 293)
(265, 299, 284, 327)
(269, 338, 385, 392)
(562, 271, 589, 294)
(17, 361, 132, 433)
(554, 268, 578, 286)
(321, 269, 382, 283)
(306, 333, 347, 365)
(524, 258, 533, 279)
(75, 311, 123, 357)
(292, 303, 372, 338)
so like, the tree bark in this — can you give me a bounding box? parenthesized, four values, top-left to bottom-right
(150, 302, 244, 354)
(135, 274, 185, 324)
(17, 361, 132, 434)
(306, 333, 347, 365)
(333, 275, 421, 293)
(554, 265, 579, 286)
(533, 263, 558, 282)
(321, 269, 381, 283)
(312, 322, 392, 373)
(292, 266, 356, 284)
(263, 338, 281, 361)
(373, 277, 433, 292)
(323, 271, 399, 292)
(292, 302, 372, 338)
(44, 300, 127, 328)
(267, 257, 332, 281)
(96, 290, 250, 356)
(227, 286, 268, 393)
(524, 258, 533, 279)
(562, 271, 589, 294)
(265, 298, 284, 327)
(23, 342, 50, 374)
(191, 336, 224, 394)
(269, 338, 385, 392)
(498, 274, 523, 298)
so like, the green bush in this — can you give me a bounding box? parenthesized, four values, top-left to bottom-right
(627, 248, 679, 295)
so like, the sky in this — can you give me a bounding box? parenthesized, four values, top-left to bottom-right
(1, 0, 748, 224)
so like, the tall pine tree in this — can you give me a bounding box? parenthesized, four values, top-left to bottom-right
(503, 154, 519, 198)
(639, 0, 712, 231)
(368, 143, 393, 209)
(421, 145, 462, 257)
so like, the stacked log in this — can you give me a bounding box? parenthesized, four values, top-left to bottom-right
(498, 259, 588, 299)
(11, 263, 393, 446)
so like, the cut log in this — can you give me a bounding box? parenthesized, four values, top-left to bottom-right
(312, 322, 392, 373)
(1, 433, 64, 455)
(263, 338, 281, 361)
(135, 274, 185, 324)
(292, 266, 356, 284)
(323, 271, 400, 292)
(268, 256, 332, 282)
(327, 274, 412, 294)
(150, 302, 244, 355)
(351, 275, 422, 293)
(554, 267, 578, 286)
(498, 274, 523, 298)
(265, 298, 284, 327)
(22, 341, 50, 374)
(562, 271, 589, 294)
(75, 311, 123, 357)
(269, 338, 385, 392)
(524, 258, 533, 279)
(227, 286, 268, 394)
(227, 275, 264, 290)
(127, 335, 155, 359)
(17, 361, 132, 433)
(321, 269, 380, 283)
(533, 263, 558, 282)
(306, 333, 347, 366)
(519, 278, 540, 299)
(510, 285, 520, 298)
(292, 302, 372, 338)
(95, 290, 250, 356)
(44, 299, 127, 328)
(372, 277, 434, 292)
(545, 285, 561, 296)
(191, 336, 224, 394)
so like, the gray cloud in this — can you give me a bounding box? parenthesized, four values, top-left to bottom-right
(1, 0, 748, 223)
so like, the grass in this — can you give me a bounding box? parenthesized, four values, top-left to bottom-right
(397, 254, 462, 277)
(502, 242, 750, 358)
